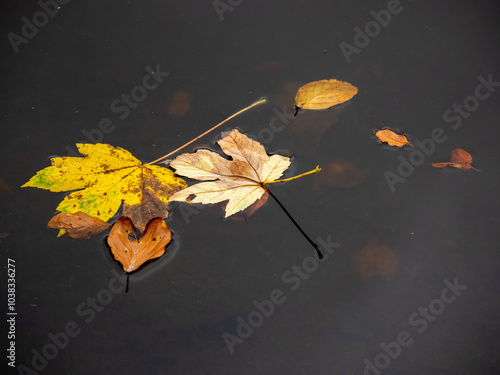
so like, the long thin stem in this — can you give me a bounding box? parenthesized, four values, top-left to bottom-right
(265, 166, 321, 184)
(147, 98, 267, 165)
(265, 186, 323, 259)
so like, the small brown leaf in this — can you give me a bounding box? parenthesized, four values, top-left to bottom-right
(432, 148, 480, 171)
(48, 212, 110, 239)
(107, 217, 171, 273)
(294, 79, 358, 110)
(375, 129, 412, 147)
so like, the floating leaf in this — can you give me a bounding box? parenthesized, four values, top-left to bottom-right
(375, 129, 412, 147)
(107, 216, 171, 273)
(48, 212, 110, 239)
(22, 143, 187, 231)
(432, 148, 480, 171)
(294, 79, 358, 111)
(169, 129, 320, 218)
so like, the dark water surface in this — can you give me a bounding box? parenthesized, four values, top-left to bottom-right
(2, 1, 500, 374)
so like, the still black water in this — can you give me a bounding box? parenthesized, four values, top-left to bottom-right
(2, 1, 500, 374)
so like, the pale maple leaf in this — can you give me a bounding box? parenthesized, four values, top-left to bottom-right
(169, 129, 291, 217)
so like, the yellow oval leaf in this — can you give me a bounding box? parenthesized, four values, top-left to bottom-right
(294, 79, 358, 110)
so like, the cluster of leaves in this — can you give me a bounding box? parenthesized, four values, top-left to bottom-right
(23, 131, 303, 271)
(22, 78, 481, 275)
(22, 88, 340, 272)
(375, 128, 480, 170)
(295, 81, 479, 170)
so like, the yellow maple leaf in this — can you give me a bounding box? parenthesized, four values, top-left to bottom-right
(169, 129, 320, 218)
(22, 143, 187, 231)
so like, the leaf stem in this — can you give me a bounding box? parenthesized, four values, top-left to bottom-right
(265, 166, 321, 184)
(147, 98, 267, 165)
(265, 186, 323, 259)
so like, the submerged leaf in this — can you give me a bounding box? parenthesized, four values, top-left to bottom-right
(107, 217, 171, 273)
(353, 240, 398, 281)
(375, 129, 412, 147)
(22, 143, 187, 231)
(166, 90, 192, 118)
(313, 159, 364, 189)
(294, 79, 358, 110)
